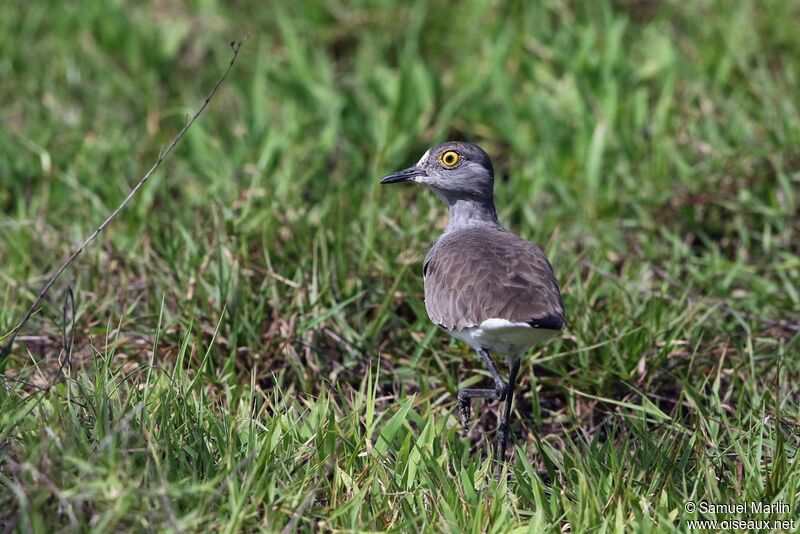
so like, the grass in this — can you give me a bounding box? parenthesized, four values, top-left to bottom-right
(1, 0, 799, 531)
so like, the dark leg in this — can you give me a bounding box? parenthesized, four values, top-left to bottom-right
(457, 349, 507, 432)
(496, 357, 521, 466)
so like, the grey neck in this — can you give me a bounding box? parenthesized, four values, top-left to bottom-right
(444, 197, 500, 233)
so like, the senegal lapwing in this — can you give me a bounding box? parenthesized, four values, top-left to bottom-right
(381, 141, 565, 466)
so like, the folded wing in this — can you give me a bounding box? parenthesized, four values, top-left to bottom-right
(423, 227, 565, 332)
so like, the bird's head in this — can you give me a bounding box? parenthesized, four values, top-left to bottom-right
(380, 141, 494, 202)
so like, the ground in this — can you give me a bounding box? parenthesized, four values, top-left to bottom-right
(1, 0, 799, 531)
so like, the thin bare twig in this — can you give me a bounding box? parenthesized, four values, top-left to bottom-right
(0, 37, 249, 365)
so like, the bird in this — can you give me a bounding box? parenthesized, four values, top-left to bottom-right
(381, 141, 565, 466)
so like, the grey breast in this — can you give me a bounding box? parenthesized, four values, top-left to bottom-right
(423, 226, 565, 332)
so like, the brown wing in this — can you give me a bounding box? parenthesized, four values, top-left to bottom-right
(423, 227, 565, 331)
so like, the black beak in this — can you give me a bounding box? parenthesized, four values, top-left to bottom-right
(380, 166, 425, 184)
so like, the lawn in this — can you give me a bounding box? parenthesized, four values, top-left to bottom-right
(1, 0, 799, 531)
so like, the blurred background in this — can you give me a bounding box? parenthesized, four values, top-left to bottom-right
(1, 0, 799, 531)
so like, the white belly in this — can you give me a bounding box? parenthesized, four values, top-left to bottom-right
(449, 318, 558, 356)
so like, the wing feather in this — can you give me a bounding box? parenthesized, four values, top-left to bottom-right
(423, 227, 565, 331)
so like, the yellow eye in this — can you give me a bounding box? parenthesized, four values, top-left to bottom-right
(439, 150, 461, 168)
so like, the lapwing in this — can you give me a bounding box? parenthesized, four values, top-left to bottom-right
(381, 141, 565, 466)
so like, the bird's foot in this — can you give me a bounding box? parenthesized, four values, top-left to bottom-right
(457, 394, 471, 433)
